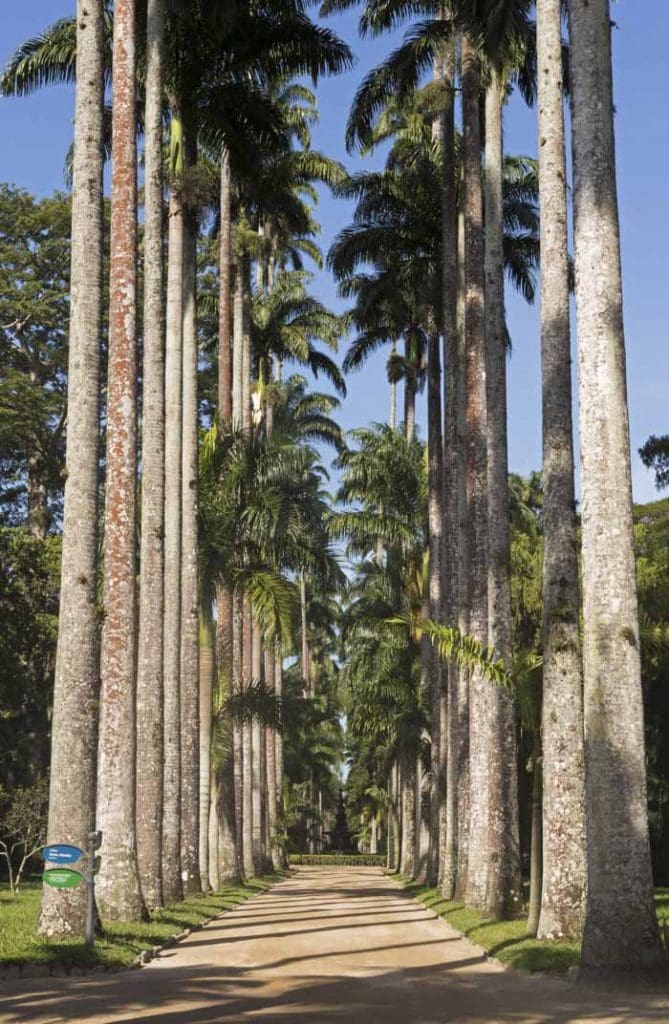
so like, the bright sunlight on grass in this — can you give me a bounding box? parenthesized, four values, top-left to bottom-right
(398, 878, 669, 975)
(0, 874, 286, 969)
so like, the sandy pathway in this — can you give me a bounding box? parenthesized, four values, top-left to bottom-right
(1, 867, 667, 1023)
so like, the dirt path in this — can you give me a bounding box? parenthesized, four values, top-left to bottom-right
(1, 867, 667, 1023)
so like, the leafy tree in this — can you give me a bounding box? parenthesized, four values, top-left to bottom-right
(0, 186, 70, 535)
(640, 436, 669, 492)
(0, 775, 49, 895)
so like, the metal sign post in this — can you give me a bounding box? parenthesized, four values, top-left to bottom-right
(85, 831, 102, 947)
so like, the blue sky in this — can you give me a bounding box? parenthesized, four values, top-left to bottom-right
(1, 2, 666, 501)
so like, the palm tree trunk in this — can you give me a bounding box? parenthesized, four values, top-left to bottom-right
(179, 201, 201, 897)
(453, 200, 470, 904)
(199, 616, 214, 891)
(400, 756, 416, 877)
(232, 264, 244, 430)
(265, 648, 279, 869)
(251, 623, 263, 873)
(26, 456, 49, 539)
(535, 0, 586, 942)
(218, 150, 232, 424)
(136, 0, 165, 914)
(404, 343, 416, 443)
(483, 72, 522, 919)
(439, 34, 458, 899)
(232, 589, 245, 875)
(426, 327, 443, 888)
(275, 652, 287, 867)
(566, 0, 663, 972)
(38, 0, 105, 939)
(300, 570, 310, 693)
(526, 751, 542, 937)
(215, 587, 239, 883)
(162, 112, 185, 905)
(242, 599, 254, 876)
(96, 0, 144, 921)
(389, 340, 397, 429)
(208, 774, 221, 892)
(460, 36, 490, 913)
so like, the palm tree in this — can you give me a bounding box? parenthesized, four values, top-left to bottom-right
(180, 168, 201, 896)
(566, 0, 663, 973)
(96, 0, 144, 922)
(37, 0, 105, 940)
(136, 0, 166, 914)
(534, 0, 586, 942)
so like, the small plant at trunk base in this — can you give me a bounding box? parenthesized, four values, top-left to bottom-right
(0, 776, 48, 895)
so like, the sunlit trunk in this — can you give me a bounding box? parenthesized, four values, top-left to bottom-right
(483, 72, 522, 918)
(136, 0, 165, 913)
(179, 201, 201, 896)
(536, 0, 586, 942)
(460, 36, 490, 912)
(39, 0, 105, 939)
(96, 0, 144, 921)
(566, 0, 662, 972)
(199, 616, 214, 891)
(162, 110, 185, 904)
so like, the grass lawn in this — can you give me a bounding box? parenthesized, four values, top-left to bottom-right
(398, 878, 669, 975)
(0, 873, 286, 970)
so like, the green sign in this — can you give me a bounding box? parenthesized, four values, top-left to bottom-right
(43, 868, 84, 889)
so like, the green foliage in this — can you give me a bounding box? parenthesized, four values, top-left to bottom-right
(288, 853, 385, 866)
(640, 435, 669, 492)
(0, 185, 71, 530)
(0, 775, 48, 894)
(0, 529, 61, 789)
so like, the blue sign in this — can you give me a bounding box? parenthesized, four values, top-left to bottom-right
(42, 844, 85, 865)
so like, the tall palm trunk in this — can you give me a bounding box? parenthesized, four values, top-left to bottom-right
(180, 200, 201, 897)
(199, 616, 214, 890)
(526, 749, 543, 936)
(96, 0, 144, 921)
(218, 150, 232, 424)
(483, 72, 522, 919)
(241, 600, 254, 876)
(389, 340, 397, 429)
(399, 755, 416, 877)
(453, 201, 470, 903)
(275, 652, 287, 867)
(265, 648, 280, 869)
(215, 587, 239, 882)
(426, 324, 443, 887)
(440, 37, 459, 899)
(404, 340, 416, 443)
(535, 0, 586, 942)
(566, 0, 662, 972)
(460, 36, 490, 913)
(136, 0, 166, 913)
(232, 590, 245, 875)
(251, 624, 263, 873)
(39, 0, 105, 939)
(162, 111, 185, 904)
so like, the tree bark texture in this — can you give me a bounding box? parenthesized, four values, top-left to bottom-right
(39, 0, 105, 939)
(232, 589, 245, 876)
(536, 0, 586, 942)
(426, 328, 443, 888)
(242, 598, 255, 877)
(400, 756, 416, 878)
(251, 623, 263, 873)
(136, 0, 165, 913)
(483, 74, 523, 919)
(179, 213, 201, 896)
(199, 617, 214, 891)
(566, 0, 663, 971)
(439, 35, 458, 897)
(161, 154, 184, 904)
(218, 151, 232, 424)
(96, 0, 144, 921)
(215, 587, 239, 883)
(460, 37, 490, 912)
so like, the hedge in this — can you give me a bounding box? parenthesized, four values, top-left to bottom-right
(288, 854, 386, 867)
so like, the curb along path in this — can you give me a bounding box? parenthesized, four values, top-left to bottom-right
(1, 867, 668, 1023)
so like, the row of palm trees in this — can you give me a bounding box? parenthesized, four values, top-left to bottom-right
(1, 0, 352, 936)
(3, 0, 663, 978)
(333, 0, 663, 974)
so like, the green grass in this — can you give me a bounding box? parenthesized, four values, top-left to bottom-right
(397, 878, 669, 975)
(0, 873, 287, 970)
